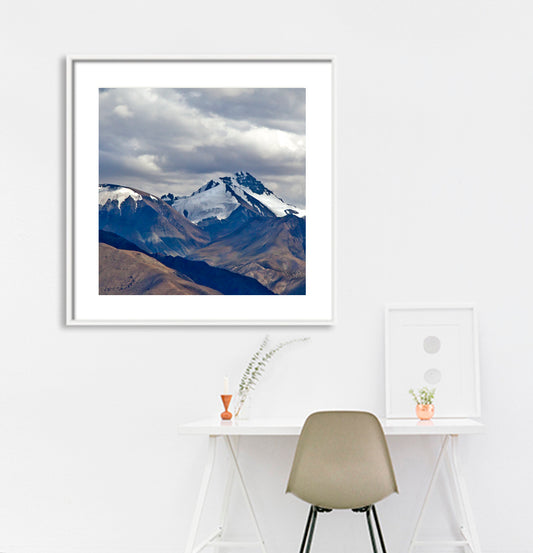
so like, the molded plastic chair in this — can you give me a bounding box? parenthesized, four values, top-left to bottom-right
(286, 411, 398, 553)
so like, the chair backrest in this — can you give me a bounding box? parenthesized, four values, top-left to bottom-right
(286, 411, 398, 510)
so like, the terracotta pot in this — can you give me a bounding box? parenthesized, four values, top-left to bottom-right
(416, 404, 435, 421)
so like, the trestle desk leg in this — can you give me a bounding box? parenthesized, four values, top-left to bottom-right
(407, 435, 449, 553)
(448, 435, 482, 553)
(185, 436, 218, 553)
(224, 435, 267, 553)
(214, 436, 239, 553)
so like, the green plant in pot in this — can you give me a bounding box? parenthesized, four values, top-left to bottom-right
(409, 386, 436, 420)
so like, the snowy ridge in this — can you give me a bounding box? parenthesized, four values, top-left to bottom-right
(99, 184, 143, 207)
(175, 184, 241, 223)
(168, 172, 305, 224)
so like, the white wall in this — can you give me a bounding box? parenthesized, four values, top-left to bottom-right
(2, 1, 533, 552)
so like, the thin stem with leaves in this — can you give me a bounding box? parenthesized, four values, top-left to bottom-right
(235, 335, 309, 417)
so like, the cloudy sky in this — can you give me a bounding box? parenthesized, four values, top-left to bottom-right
(99, 88, 306, 207)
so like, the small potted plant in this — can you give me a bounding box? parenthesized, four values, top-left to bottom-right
(409, 386, 436, 420)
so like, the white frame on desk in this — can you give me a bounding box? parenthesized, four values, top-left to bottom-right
(385, 304, 481, 419)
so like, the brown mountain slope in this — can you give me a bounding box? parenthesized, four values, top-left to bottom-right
(99, 243, 221, 295)
(188, 215, 306, 295)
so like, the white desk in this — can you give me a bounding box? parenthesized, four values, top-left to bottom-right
(179, 417, 484, 553)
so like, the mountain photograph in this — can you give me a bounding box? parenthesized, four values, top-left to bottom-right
(99, 88, 306, 295)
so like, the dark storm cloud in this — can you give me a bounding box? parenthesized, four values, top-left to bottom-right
(178, 89, 306, 134)
(98, 87, 306, 206)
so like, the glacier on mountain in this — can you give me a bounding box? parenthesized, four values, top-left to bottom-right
(99, 184, 143, 207)
(165, 172, 305, 224)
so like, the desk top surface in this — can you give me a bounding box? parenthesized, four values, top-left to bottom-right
(179, 417, 484, 436)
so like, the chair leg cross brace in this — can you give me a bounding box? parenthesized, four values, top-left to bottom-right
(407, 434, 481, 553)
(298, 505, 388, 553)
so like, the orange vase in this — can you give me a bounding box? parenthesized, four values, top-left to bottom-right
(220, 394, 233, 420)
(416, 404, 435, 421)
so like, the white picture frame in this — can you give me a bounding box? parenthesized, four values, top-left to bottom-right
(66, 56, 334, 325)
(385, 304, 480, 419)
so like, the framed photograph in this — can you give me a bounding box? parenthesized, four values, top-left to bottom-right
(385, 304, 480, 418)
(66, 56, 334, 325)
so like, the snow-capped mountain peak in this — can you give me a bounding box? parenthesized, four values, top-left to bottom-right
(99, 184, 143, 207)
(164, 172, 305, 224)
(233, 171, 267, 194)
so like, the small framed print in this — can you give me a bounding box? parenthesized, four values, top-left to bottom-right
(385, 304, 480, 418)
(66, 56, 334, 325)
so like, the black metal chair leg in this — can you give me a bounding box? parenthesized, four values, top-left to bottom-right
(304, 506, 318, 553)
(365, 508, 378, 553)
(299, 506, 315, 553)
(371, 505, 388, 553)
